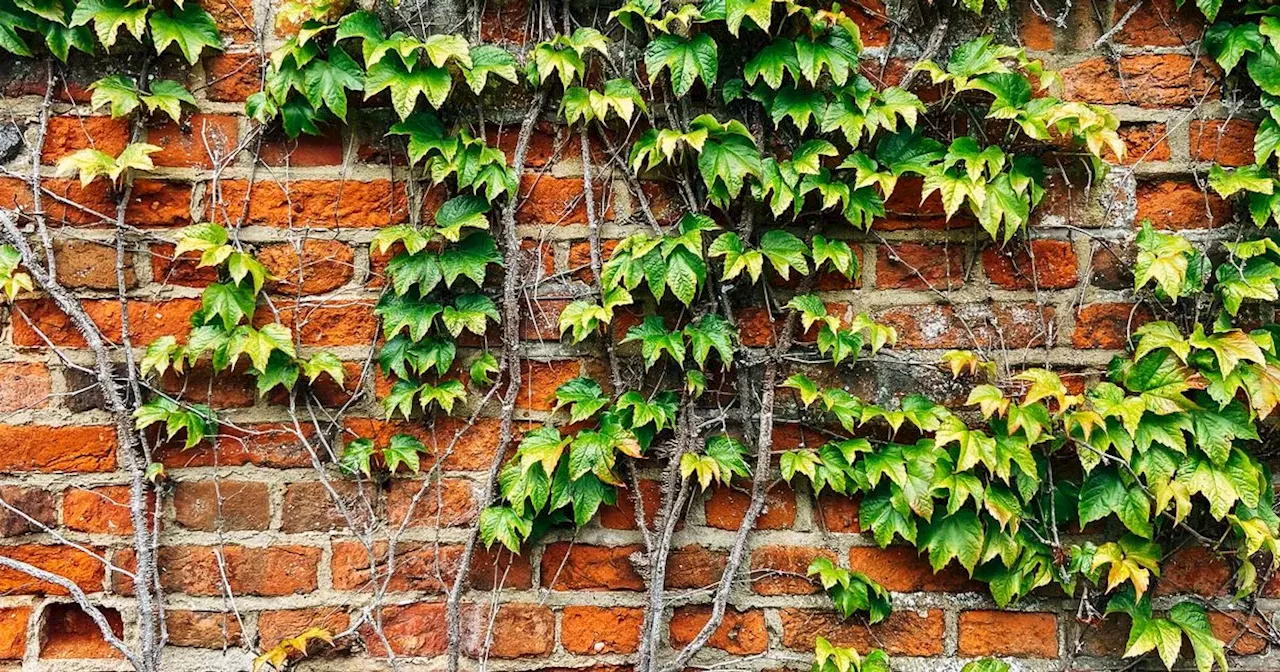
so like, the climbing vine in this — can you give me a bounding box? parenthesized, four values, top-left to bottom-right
(1, 0, 1279, 670)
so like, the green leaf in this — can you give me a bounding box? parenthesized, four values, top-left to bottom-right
(622, 316, 685, 369)
(141, 79, 199, 123)
(301, 351, 344, 386)
(149, 4, 221, 65)
(339, 437, 375, 477)
(70, 0, 146, 48)
(518, 426, 572, 478)
(89, 75, 140, 118)
(1168, 602, 1228, 672)
(365, 59, 453, 120)
(1135, 221, 1195, 297)
(479, 505, 532, 553)
(645, 33, 718, 96)
(441, 293, 499, 337)
(440, 232, 501, 287)
(553, 377, 608, 423)
(1205, 22, 1263, 73)
(919, 510, 984, 574)
(1124, 614, 1184, 669)
(758, 230, 809, 280)
(469, 352, 499, 386)
(464, 44, 519, 93)
(303, 48, 364, 121)
(201, 282, 256, 330)
(434, 195, 491, 242)
(383, 433, 426, 474)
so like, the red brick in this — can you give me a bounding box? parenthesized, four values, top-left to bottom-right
(750, 546, 834, 595)
(263, 301, 377, 346)
(1208, 612, 1269, 655)
(62, 485, 137, 534)
(173, 480, 272, 531)
(331, 540, 460, 592)
(521, 299, 571, 340)
(217, 180, 409, 228)
(1117, 122, 1172, 165)
(1113, 0, 1203, 46)
(151, 242, 218, 286)
(958, 611, 1058, 657)
(779, 608, 945, 656)
(1159, 546, 1231, 596)
(0, 177, 112, 226)
(848, 546, 981, 592)
(515, 174, 612, 225)
(39, 604, 123, 659)
(0, 545, 104, 595)
(462, 604, 554, 658)
(386, 478, 478, 528)
(0, 486, 55, 536)
(53, 239, 135, 289)
(258, 239, 355, 295)
(1062, 55, 1218, 108)
(816, 493, 860, 533)
(0, 425, 116, 472)
(875, 242, 965, 290)
(561, 607, 643, 654)
(665, 545, 728, 589)
(1072, 303, 1153, 349)
(41, 116, 129, 164)
(704, 482, 795, 530)
(737, 305, 778, 347)
(0, 362, 50, 412)
(165, 610, 242, 648)
(1136, 179, 1230, 229)
(599, 478, 662, 531)
(259, 129, 346, 166)
(0, 607, 28, 660)
(342, 417, 507, 471)
(147, 115, 239, 169)
(281, 480, 369, 533)
(1019, 11, 1055, 50)
(128, 179, 197, 228)
(1189, 119, 1257, 166)
(669, 606, 768, 655)
(480, 0, 532, 43)
(206, 53, 263, 102)
(517, 359, 581, 410)
(470, 545, 535, 590)
(982, 239, 1078, 290)
(876, 303, 1055, 349)
(257, 608, 349, 652)
(11, 298, 201, 347)
(158, 363, 257, 409)
(362, 602, 445, 657)
(540, 543, 644, 591)
(149, 544, 320, 596)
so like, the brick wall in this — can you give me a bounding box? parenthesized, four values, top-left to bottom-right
(0, 0, 1270, 668)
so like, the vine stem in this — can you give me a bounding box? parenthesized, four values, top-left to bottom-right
(445, 87, 549, 672)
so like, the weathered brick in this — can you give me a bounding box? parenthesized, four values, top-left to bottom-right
(165, 610, 242, 648)
(515, 175, 612, 225)
(982, 239, 1078, 290)
(958, 611, 1058, 658)
(281, 480, 369, 533)
(1136, 179, 1230, 229)
(0, 545, 104, 595)
(62, 485, 137, 534)
(875, 242, 965, 290)
(11, 298, 201, 348)
(876, 303, 1055, 350)
(561, 607, 644, 654)
(704, 482, 795, 530)
(665, 545, 728, 589)
(847, 546, 981, 592)
(0, 607, 29, 660)
(0, 425, 116, 472)
(1072, 303, 1153, 349)
(751, 546, 834, 595)
(361, 602, 446, 657)
(147, 115, 240, 168)
(386, 478, 478, 528)
(0, 362, 50, 412)
(342, 417, 508, 471)
(259, 129, 347, 166)
(41, 116, 129, 164)
(206, 53, 264, 102)
(53, 239, 135, 289)
(1159, 545, 1231, 596)
(517, 359, 581, 411)
(146, 544, 320, 596)
(0, 486, 55, 536)
(816, 493, 859, 533)
(1062, 55, 1218, 108)
(540, 543, 644, 591)
(779, 608, 945, 656)
(1189, 119, 1257, 166)
(39, 604, 123, 659)
(599, 478, 662, 531)
(257, 609, 350, 652)
(462, 604, 555, 658)
(1117, 122, 1172, 165)
(1208, 611, 1269, 655)
(258, 239, 355, 295)
(173, 480, 272, 531)
(1113, 0, 1202, 46)
(217, 180, 409, 228)
(669, 607, 768, 655)
(128, 179, 197, 228)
